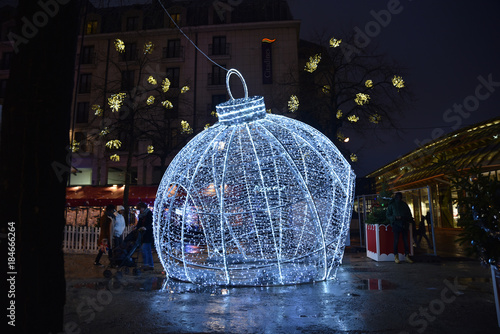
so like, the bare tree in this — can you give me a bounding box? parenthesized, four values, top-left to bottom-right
(293, 32, 413, 160)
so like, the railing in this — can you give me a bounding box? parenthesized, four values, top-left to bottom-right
(63, 225, 135, 254)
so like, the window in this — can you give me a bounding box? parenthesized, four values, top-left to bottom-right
(80, 45, 94, 65)
(121, 43, 137, 61)
(121, 70, 135, 91)
(164, 39, 181, 58)
(1, 52, 13, 70)
(209, 65, 225, 85)
(0, 79, 7, 98)
(78, 73, 92, 94)
(126, 16, 139, 31)
(86, 20, 98, 34)
(168, 13, 181, 28)
(211, 36, 227, 55)
(76, 102, 89, 124)
(166, 67, 180, 88)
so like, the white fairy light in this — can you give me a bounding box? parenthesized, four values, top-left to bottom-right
(153, 69, 355, 286)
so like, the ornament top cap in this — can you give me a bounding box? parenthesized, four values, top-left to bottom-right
(216, 69, 266, 125)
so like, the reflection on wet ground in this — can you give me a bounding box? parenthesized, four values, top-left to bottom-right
(354, 278, 396, 290)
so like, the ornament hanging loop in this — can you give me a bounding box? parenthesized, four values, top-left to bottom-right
(226, 69, 248, 101)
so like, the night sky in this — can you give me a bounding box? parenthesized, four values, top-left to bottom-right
(288, 0, 500, 177)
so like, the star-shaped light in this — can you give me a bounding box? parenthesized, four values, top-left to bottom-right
(108, 93, 126, 112)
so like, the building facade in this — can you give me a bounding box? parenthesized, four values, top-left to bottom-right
(69, 0, 300, 187)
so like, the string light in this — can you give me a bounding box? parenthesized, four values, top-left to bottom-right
(181, 86, 190, 93)
(181, 120, 193, 134)
(70, 140, 80, 152)
(369, 114, 382, 124)
(92, 104, 103, 116)
(365, 79, 373, 88)
(147, 145, 154, 154)
(347, 115, 359, 123)
(108, 93, 126, 112)
(110, 154, 120, 162)
(350, 153, 358, 162)
(162, 78, 171, 92)
(153, 69, 355, 286)
(147, 96, 155, 105)
(336, 110, 343, 119)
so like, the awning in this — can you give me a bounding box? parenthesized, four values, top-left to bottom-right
(66, 186, 158, 207)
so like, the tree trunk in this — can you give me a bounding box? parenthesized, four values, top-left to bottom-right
(0, 1, 80, 333)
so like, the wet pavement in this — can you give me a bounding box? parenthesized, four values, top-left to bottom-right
(63, 229, 499, 333)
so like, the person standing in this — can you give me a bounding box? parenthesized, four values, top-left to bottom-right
(386, 192, 414, 264)
(113, 205, 126, 248)
(136, 202, 154, 270)
(94, 204, 116, 266)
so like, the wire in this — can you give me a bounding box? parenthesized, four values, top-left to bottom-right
(157, 0, 229, 72)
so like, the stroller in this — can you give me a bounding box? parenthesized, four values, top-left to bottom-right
(103, 229, 143, 278)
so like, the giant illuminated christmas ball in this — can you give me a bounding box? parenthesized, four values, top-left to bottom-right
(154, 69, 355, 286)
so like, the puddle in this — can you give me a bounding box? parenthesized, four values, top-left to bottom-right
(354, 278, 396, 290)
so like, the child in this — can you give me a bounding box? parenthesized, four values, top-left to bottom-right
(94, 238, 109, 266)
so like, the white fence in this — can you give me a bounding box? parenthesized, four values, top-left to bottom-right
(63, 225, 135, 254)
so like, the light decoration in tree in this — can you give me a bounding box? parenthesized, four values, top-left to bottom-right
(392, 75, 405, 89)
(153, 69, 355, 286)
(350, 153, 358, 162)
(147, 145, 154, 154)
(330, 37, 342, 48)
(369, 114, 382, 124)
(114, 39, 125, 53)
(365, 80, 373, 88)
(322, 85, 330, 94)
(204, 123, 211, 130)
(99, 127, 109, 136)
(162, 100, 173, 109)
(347, 115, 359, 123)
(288, 95, 299, 112)
(147, 96, 155, 105)
(181, 86, 190, 93)
(70, 140, 80, 153)
(108, 93, 126, 112)
(106, 139, 122, 149)
(162, 78, 171, 92)
(143, 41, 154, 54)
(354, 93, 370, 105)
(148, 76, 157, 85)
(92, 104, 103, 116)
(336, 110, 343, 119)
(181, 120, 193, 134)
(110, 154, 120, 162)
(304, 54, 321, 73)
